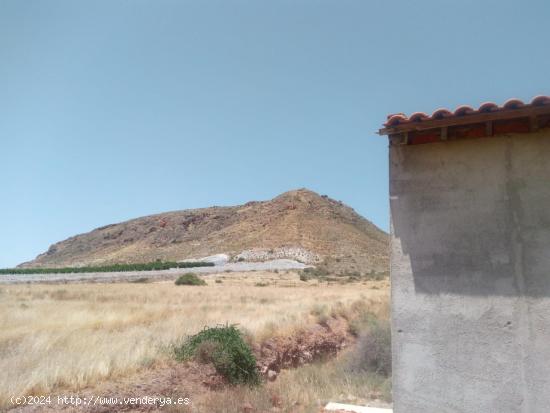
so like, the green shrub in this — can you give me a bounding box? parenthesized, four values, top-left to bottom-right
(174, 325, 259, 385)
(215, 279, 223, 284)
(299, 273, 310, 282)
(255, 282, 269, 287)
(302, 266, 329, 278)
(175, 273, 206, 286)
(194, 340, 222, 364)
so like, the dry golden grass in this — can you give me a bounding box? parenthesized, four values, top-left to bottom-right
(0, 271, 389, 408)
(195, 352, 392, 413)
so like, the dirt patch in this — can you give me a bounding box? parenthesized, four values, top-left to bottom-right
(256, 318, 350, 380)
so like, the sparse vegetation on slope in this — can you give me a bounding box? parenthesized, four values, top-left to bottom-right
(299, 266, 389, 283)
(0, 261, 213, 275)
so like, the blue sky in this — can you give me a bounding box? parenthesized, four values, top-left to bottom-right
(1, 0, 549, 268)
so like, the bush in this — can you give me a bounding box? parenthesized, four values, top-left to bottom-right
(174, 325, 259, 385)
(194, 340, 222, 364)
(302, 266, 330, 278)
(349, 319, 391, 377)
(175, 273, 206, 286)
(215, 279, 223, 284)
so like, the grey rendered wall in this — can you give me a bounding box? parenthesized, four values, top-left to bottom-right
(390, 131, 550, 413)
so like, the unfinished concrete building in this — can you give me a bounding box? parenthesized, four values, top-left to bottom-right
(379, 95, 550, 412)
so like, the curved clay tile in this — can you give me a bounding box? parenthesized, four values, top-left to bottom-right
(454, 105, 476, 116)
(431, 108, 453, 119)
(530, 95, 550, 106)
(503, 98, 525, 109)
(383, 94, 550, 131)
(409, 112, 429, 122)
(386, 112, 406, 119)
(385, 114, 408, 126)
(478, 102, 499, 113)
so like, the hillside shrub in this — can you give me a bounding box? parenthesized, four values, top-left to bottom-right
(174, 325, 259, 385)
(175, 273, 206, 286)
(301, 267, 329, 278)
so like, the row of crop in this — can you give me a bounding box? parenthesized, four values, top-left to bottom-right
(0, 261, 214, 275)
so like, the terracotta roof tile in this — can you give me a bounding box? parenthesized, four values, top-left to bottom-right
(477, 102, 499, 113)
(431, 108, 453, 119)
(502, 98, 525, 109)
(531, 95, 550, 106)
(385, 113, 408, 126)
(384, 95, 550, 127)
(453, 105, 475, 116)
(409, 112, 429, 122)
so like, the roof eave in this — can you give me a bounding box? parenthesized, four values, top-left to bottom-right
(379, 105, 550, 136)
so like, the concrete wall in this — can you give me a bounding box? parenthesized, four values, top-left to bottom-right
(390, 131, 550, 413)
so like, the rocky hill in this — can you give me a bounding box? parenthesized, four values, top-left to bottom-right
(19, 189, 388, 274)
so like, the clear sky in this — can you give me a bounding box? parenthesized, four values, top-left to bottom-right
(1, 0, 549, 268)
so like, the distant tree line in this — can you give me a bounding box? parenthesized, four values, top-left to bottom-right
(0, 261, 215, 275)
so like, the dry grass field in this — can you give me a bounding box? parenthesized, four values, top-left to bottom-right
(198, 351, 392, 413)
(0, 271, 389, 410)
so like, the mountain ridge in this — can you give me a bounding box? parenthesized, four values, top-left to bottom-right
(19, 189, 388, 274)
